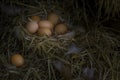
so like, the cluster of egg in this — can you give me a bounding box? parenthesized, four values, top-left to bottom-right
(11, 13, 70, 67)
(26, 13, 68, 36)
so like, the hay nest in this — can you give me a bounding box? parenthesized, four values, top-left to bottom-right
(13, 7, 74, 55)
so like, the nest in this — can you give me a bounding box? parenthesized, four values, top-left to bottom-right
(13, 8, 74, 55)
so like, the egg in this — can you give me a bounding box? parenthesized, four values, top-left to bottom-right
(55, 23, 68, 35)
(26, 21, 39, 34)
(30, 15, 41, 22)
(11, 54, 24, 67)
(37, 28, 52, 36)
(48, 13, 59, 25)
(39, 20, 53, 29)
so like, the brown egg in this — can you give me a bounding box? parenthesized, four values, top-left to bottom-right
(11, 54, 24, 67)
(30, 15, 41, 22)
(26, 21, 39, 34)
(55, 23, 68, 35)
(38, 20, 53, 29)
(48, 13, 59, 25)
(37, 28, 52, 36)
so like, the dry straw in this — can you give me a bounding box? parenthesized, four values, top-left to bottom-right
(97, 0, 120, 17)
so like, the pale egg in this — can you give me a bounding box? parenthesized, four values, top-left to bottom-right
(26, 21, 39, 34)
(37, 28, 52, 36)
(38, 20, 53, 29)
(30, 15, 41, 22)
(55, 23, 68, 35)
(48, 13, 59, 25)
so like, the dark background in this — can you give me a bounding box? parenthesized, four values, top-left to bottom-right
(0, 0, 120, 32)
